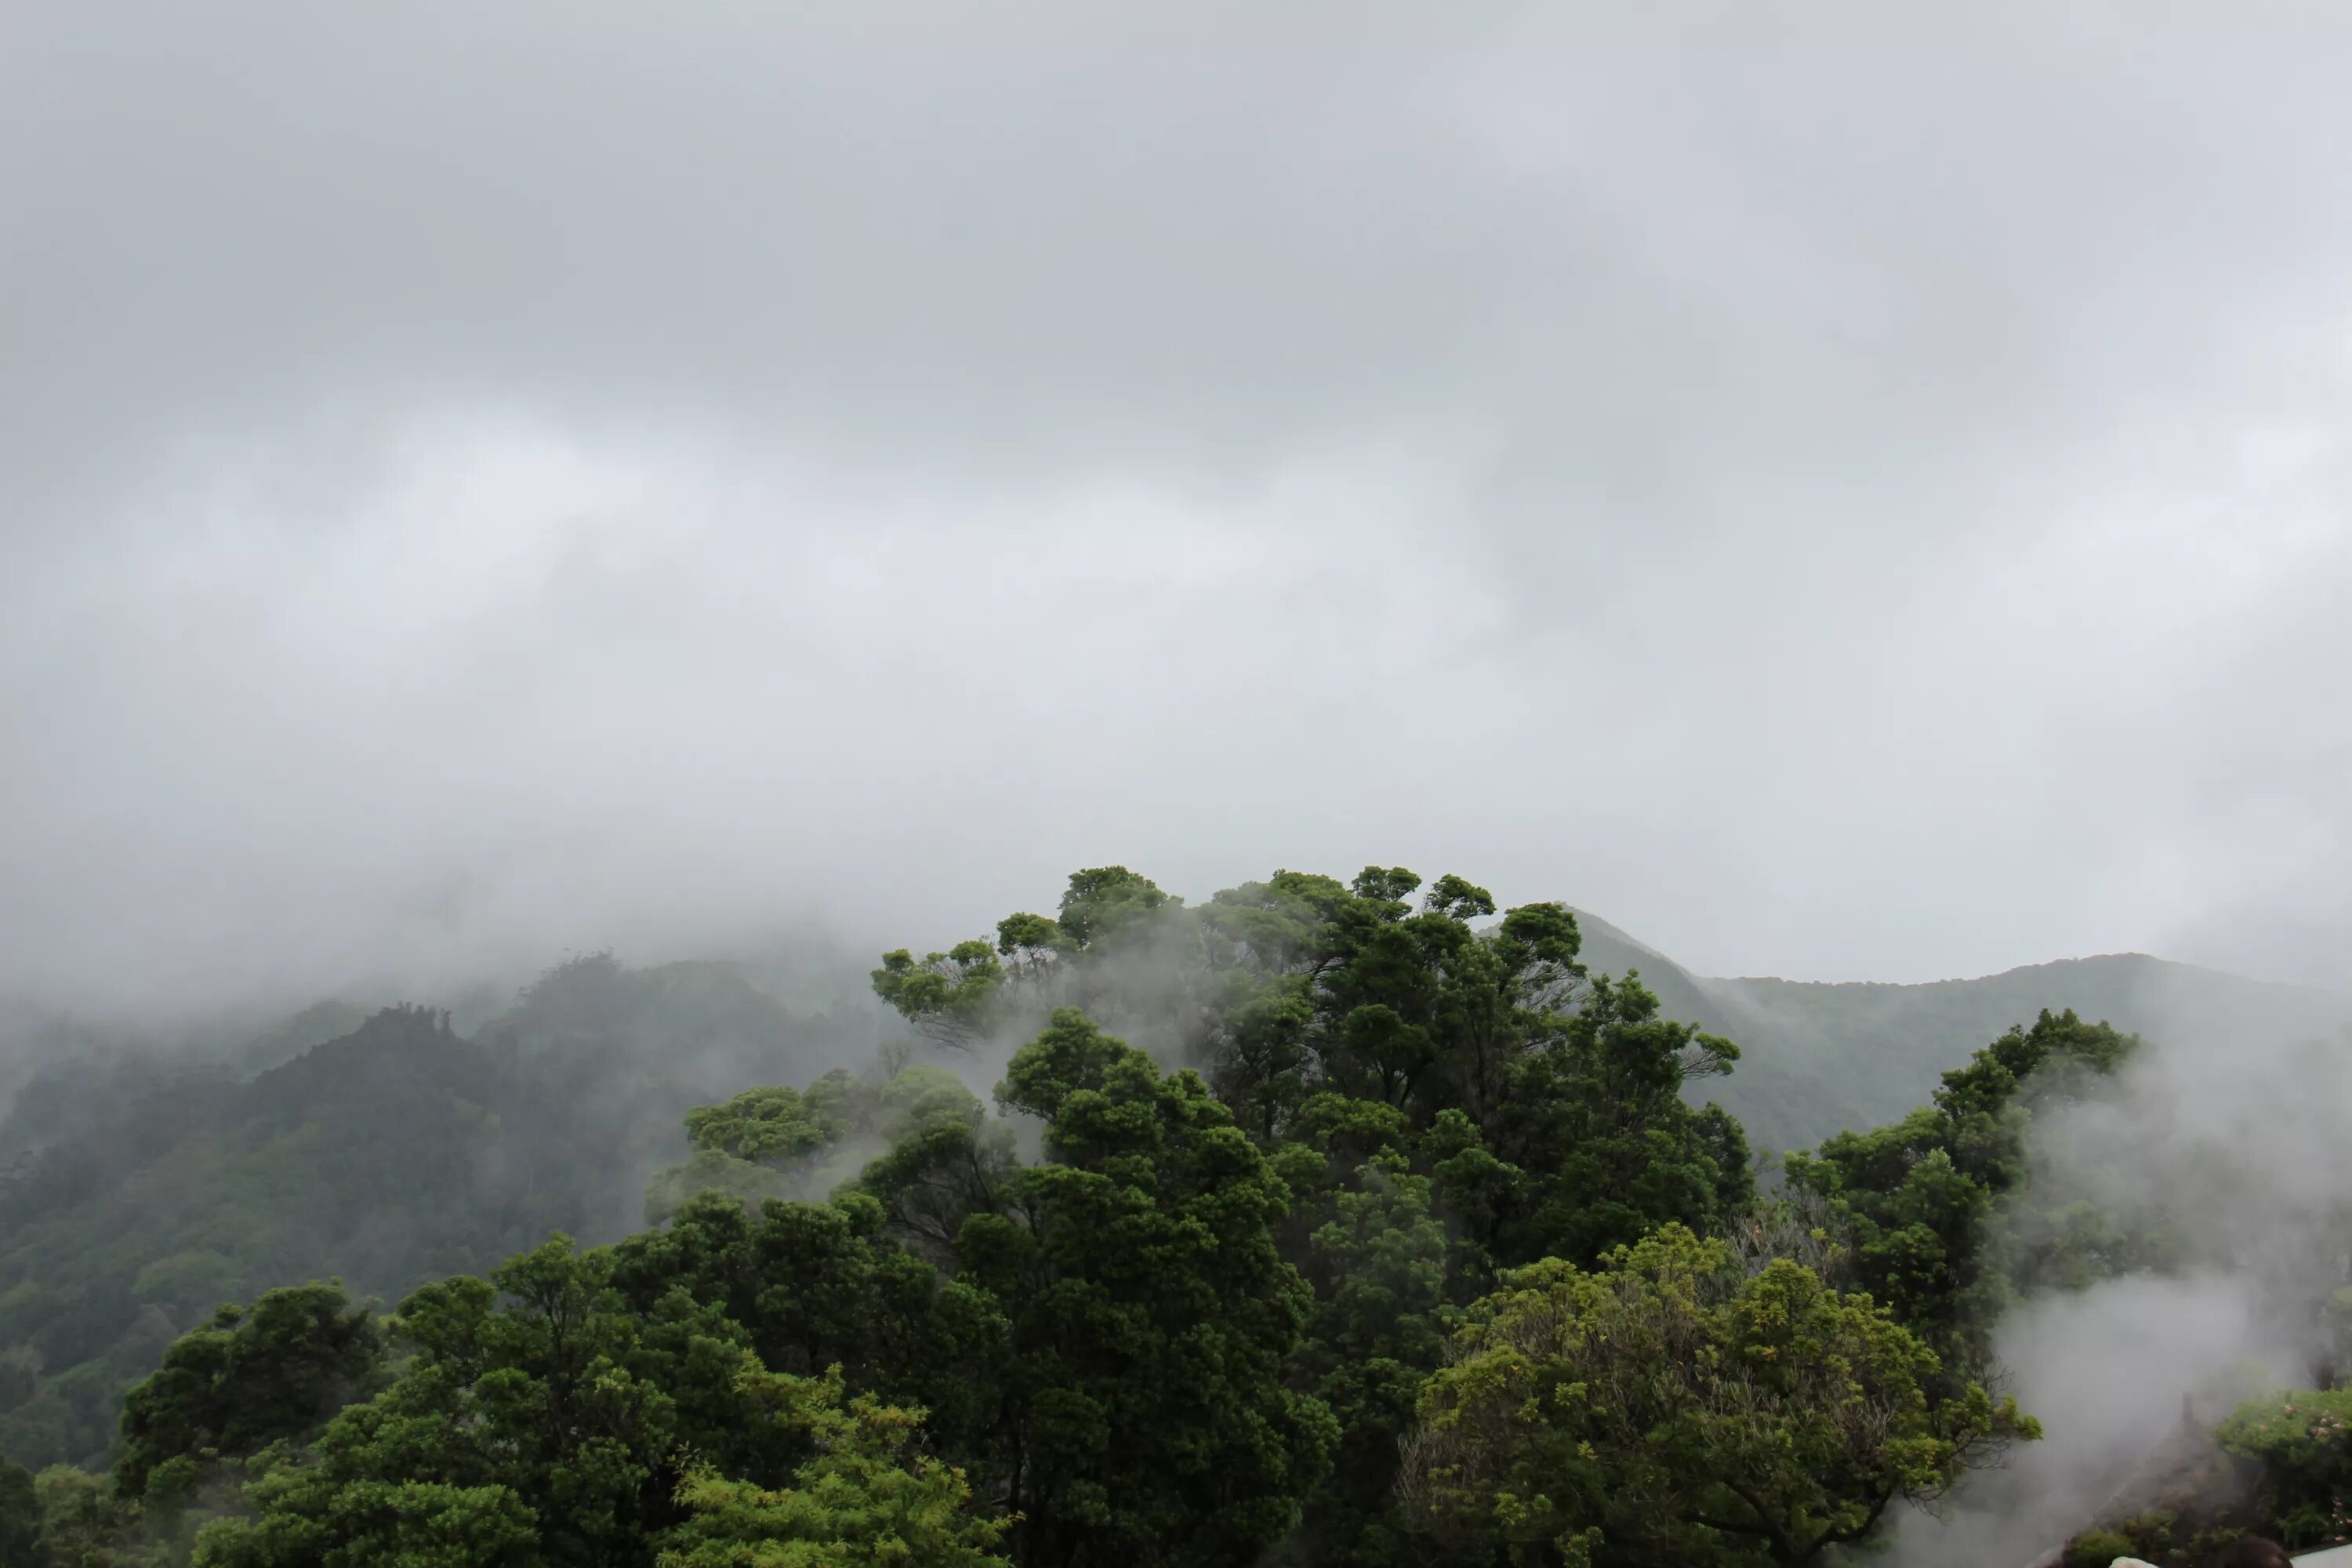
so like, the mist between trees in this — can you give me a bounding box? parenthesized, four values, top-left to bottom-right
(2, 863, 2348, 1568)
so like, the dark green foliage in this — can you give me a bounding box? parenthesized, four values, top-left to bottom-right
(865, 1007, 1336, 1568)
(186, 1234, 1004, 1567)
(114, 1284, 385, 1501)
(880, 865, 1755, 1269)
(0, 1006, 501, 1473)
(995, 1012, 1330, 1568)
(605, 1189, 1007, 1457)
(0, 960, 871, 1471)
(134, 1006, 1330, 1568)
(1783, 1007, 2139, 1367)
(872, 866, 1761, 1567)
(0, 1454, 38, 1568)
(11, 859, 2203, 1568)
(1283, 1150, 1450, 1568)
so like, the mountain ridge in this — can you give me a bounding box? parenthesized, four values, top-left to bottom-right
(1550, 926, 2352, 1152)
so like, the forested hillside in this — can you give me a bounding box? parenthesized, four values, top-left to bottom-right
(0, 957, 875, 1472)
(2, 867, 2346, 1567)
(1568, 911, 2349, 1152)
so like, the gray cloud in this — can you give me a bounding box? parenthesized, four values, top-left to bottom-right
(5, 2, 2352, 1018)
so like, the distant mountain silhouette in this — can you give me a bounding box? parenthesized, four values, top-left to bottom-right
(1566, 909, 2352, 1152)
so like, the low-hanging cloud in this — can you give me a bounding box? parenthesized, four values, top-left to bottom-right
(5, 2, 2352, 1023)
(1896, 970, 2352, 1564)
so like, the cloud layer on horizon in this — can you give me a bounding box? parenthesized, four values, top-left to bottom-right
(5, 2, 2351, 1016)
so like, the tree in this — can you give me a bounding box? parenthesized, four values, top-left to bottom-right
(1400, 1225, 2035, 1567)
(657, 1367, 1011, 1568)
(873, 870, 1194, 1059)
(861, 1008, 1336, 1568)
(191, 1239, 760, 1568)
(114, 1283, 387, 1502)
(0, 1454, 42, 1568)
(870, 947, 1007, 1054)
(27, 1467, 114, 1568)
(192, 1474, 539, 1568)
(874, 867, 1754, 1271)
(874, 867, 1762, 1568)
(2217, 1388, 2352, 1550)
(608, 1190, 1007, 1462)
(1783, 1009, 2139, 1367)
(1483, 971, 1750, 1271)
(644, 1067, 979, 1228)
(1281, 1149, 1453, 1568)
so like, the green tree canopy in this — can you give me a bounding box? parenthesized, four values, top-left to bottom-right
(873, 867, 1762, 1568)
(657, 1370, 1011, 1568)
(861, 1007, 1335, 1568)
(1401, 1225, 2036, 1566)
(645, 1067, 982, 1229)
(1783, 1008, 2140, 1366)
(0, 1454, 39, 1568)
(114, 1283, 387, 1503)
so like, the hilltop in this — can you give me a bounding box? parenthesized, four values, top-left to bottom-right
(1568, 909, 2351, 1151)
(4, 895, 2344, 1476)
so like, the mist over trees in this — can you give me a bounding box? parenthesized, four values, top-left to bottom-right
(1, 865, 2347, 1567)
(0, 960, 878, 1472)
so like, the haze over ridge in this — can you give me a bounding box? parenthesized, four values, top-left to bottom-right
(5, 2, 2351, 1020)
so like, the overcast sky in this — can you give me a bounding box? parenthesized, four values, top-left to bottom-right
(5, 2, 2351, 1016)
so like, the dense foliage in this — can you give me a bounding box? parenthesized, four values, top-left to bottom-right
(2217, 1389, 2352, 1550)
(1781, 1007, 2140, 1375)
(16, 860, 2329, 1567)
(0, 964, 874, 1472)
(1401, 1225, 2033, 1565)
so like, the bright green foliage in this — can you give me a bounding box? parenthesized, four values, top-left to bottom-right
(2219, 1389, 2352, 1548)
(658, 1369, 1011, 1568)
(1782, 1008, 2139, 1366)
(191, 1475, 538, 1568)
(684, 1087, 840, 1167)
(870, 947, 1005, 1053)
(1402, 1225, 2035, 1566)
(645, 1067, 979, 1228)
(114, 1283, 385, 1502)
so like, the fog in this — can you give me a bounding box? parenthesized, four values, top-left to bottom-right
(1896, 972, 2352, 1566)
(6, 2, 2352, 1024)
